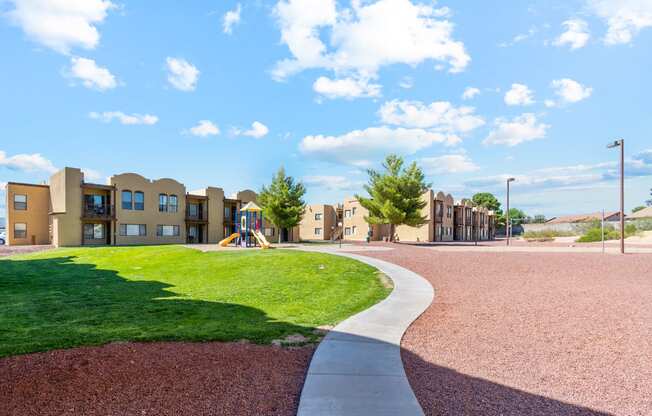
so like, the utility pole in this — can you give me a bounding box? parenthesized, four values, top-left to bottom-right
(506, 178, 515, 246)
(607, 140, 625, 254)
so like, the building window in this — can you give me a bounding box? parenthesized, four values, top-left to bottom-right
(352, 225, 357, 235)
(157, 225, 180, 237)
(122, 190, 133, 210)
(345, 227, 352, 236)
(224, 207, 231, 219)
(169, 195, 178, 213)
(447, 206, 453, 218)
(264, 228, 275, 237)
(314, 228, 322, 236)
(315, 213, 322, 220)
(84, 223, 105, 240)
(352, 207, 357, 216)
(344, 210, 352, 218)
(14, 194, 27, 210)
(159, 194, 168, 212)
(14, 223, 27, 239)
(134, 191, 144, 210)
(120, 224, 146, 236)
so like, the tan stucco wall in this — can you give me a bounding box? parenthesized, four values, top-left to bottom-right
(6, 183, 51, 245)
(395, 190, 434, 242)
(50, 167, 83, 247)
(300, 204, 336, 240)
(341, 198, 388, 241)
(205, 187, 225, 243)
(110, 173, 186, 245)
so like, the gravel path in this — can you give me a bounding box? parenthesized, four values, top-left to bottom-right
(358, 244, 652, 416)
(0, 342, 313, 416)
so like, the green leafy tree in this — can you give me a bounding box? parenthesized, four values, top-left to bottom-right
(632, 206, 646, 213)
(533, 214, 546, 223)
(472, 192, 505, 226)
(507, 208, 527, 226)
(646, 188, 652, 207)
(356, 154, 430, 242)
(258, 167, 306, 243)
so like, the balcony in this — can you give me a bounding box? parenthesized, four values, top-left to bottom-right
(185, 210, 208, 222)
(83, 203, 114, 219)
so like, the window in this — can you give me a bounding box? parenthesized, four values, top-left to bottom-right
(120, 224, 146, 236)
(314, 228, 322, 236)
(84, 223, 105, 240)
(169, 195, 178, 213)
(157, 225, 180, 237)
(134, 191, 144, 210)
(188, 203, 199, 218)
(314, 213, 322, 221)
(159, 194, 168, 212)
(264, 228, 275, 237)
(345, 227, 352, 236)
(344, 210, 352, 218)
(352, 207, 357, 216)
(352, 226, 357, 235)
(122, 190, 133, 210)
(14, 223, 27, 238)
(14, 194, 27, 210)
(447, 206, 453, 218)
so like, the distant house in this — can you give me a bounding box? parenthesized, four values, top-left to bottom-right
(628, 206, 652, 220)
(545, 211, 623, 224)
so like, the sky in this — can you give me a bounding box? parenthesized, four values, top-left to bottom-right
(1, 0, 651, 219)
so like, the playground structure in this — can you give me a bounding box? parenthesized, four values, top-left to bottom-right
(219, 201, 271, 249)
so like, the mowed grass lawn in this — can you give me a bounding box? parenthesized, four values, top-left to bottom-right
(0, 246, 391, 357)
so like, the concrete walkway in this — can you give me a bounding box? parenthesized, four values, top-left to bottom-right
(294, 246, 434, 416)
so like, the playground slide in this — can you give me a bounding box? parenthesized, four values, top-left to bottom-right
(252, 230, 271, 249)
(219, 233, 240, 247)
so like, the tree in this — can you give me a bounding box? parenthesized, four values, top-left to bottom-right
(533, 214, 546, 223)
(356, 154, 430, 242)
(632, 206, 646, 213)
(647, 188, 652, 207)
(472, 192, 502, 214)
(507, 208, 527, 226)
(258, 167, 306, 243)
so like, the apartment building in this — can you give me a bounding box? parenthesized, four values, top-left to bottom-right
(341, 197, 389, 241)
(6, 167, 297, 247)
(299, 204, 337, 241)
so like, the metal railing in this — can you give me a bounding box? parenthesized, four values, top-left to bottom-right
(83, 203, 113, 218)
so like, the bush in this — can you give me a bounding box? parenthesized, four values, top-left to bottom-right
(523, 229, 575, 240)
(577, 223, 638, 243)
(631, 219, 652, 231)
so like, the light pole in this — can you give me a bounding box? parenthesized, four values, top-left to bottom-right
(607, 139, 625, 254)
(506, 177, 515, 246)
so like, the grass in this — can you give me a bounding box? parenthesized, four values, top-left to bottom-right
(0, 245, 391, 357)
(523, 230, 576, 241)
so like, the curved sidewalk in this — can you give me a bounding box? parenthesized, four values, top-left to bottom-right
(295, 247, 434, 416)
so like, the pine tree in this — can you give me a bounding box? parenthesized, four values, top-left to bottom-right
(356, 154, 430, 242)
(258, 167, 306, 243)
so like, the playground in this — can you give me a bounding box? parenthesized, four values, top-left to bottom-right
(219, 201, 272, 249)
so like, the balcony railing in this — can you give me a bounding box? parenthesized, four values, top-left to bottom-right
(83, 203, 114, 219)
(185, 210, 208, 221)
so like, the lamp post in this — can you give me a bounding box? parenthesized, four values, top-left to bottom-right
(607, 139, 625, 254)
(338, 221, 343, 249)
(506, 178, 515, 246)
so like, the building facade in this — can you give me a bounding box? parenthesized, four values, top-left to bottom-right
(300, 204, 337, 241)
(6, 167, 298, 247)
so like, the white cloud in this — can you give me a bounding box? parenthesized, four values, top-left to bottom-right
(299, 126, 459, 166)
(550, 78, 593, 104)
(499, 27, 537, 47)
(462, 87, 480, 100)
(399, 76, 414, 89)
(0, 181, 7, 191)
(421, 154, 479, 174)
(504, 83, 535, 106)
(303, 175, 362, 191)
(379, 100, 485, 135)
(81, 168, 104, 182)
(67, 57, 117, 91)
(587, 0, 652, 45)
(554, 19, 590, 50)
(0, 150, 57, 173)
(188, 120, 220, 137)
(7, 0, 116, 54)
(166, 57, 199, 91)
(483, 113, 550, 147)
(223, 4, 241, 34)
(89, 111, 158, 125)
(234, 121, 270, 139)
(313, 76, 381, 100)
(272, 0, 470, 81)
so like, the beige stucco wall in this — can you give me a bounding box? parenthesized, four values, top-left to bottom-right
(395, 190, 434, 242)
(341, 198, 389, 241)
(205, 187, 225, 243)
(110, 173, 186, 245)
(6, 183, 51, 245)
(50, 167, 84, 247)
(300, 204, 336, 240)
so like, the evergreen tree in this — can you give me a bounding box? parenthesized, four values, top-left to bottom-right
(356, 154, 430, 242)
(258, 167, 306, 243)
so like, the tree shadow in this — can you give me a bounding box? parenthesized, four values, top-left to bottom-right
(0, 256, 315, 357)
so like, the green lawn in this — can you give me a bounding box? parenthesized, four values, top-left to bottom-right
(0, 246, 391, 357)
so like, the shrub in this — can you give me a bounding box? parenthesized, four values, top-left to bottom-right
(577, 223, 638, 243)
(523, 229, 575, 240)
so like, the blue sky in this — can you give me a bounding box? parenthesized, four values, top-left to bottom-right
(1, 0, 651, 219)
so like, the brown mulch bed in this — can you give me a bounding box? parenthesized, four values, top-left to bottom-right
(0, 245, 53, 258)
(359, 244, 652, 416)
(0, 342, 314, 416)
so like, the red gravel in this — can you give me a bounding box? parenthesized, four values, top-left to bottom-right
(0, 342, 313, 416)
(0, 245, 53, 257)
(359, 244, 652, 416)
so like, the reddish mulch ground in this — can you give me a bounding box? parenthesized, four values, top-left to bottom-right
(0, 245, 53, 258)
(0, 342, 313, 416)
(360, 244, 652, 416)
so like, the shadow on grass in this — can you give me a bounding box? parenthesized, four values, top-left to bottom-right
(0, 256, 314, 357)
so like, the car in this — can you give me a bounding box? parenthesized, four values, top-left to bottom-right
(0, 231, 5, 245)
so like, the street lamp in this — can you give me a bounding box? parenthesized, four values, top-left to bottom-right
(607, 139, 625, 254)
(506, 177, 515, 246)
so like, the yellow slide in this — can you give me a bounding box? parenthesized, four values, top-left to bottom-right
(219, 233, 240, 247)
(252, 230, 271, 249)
